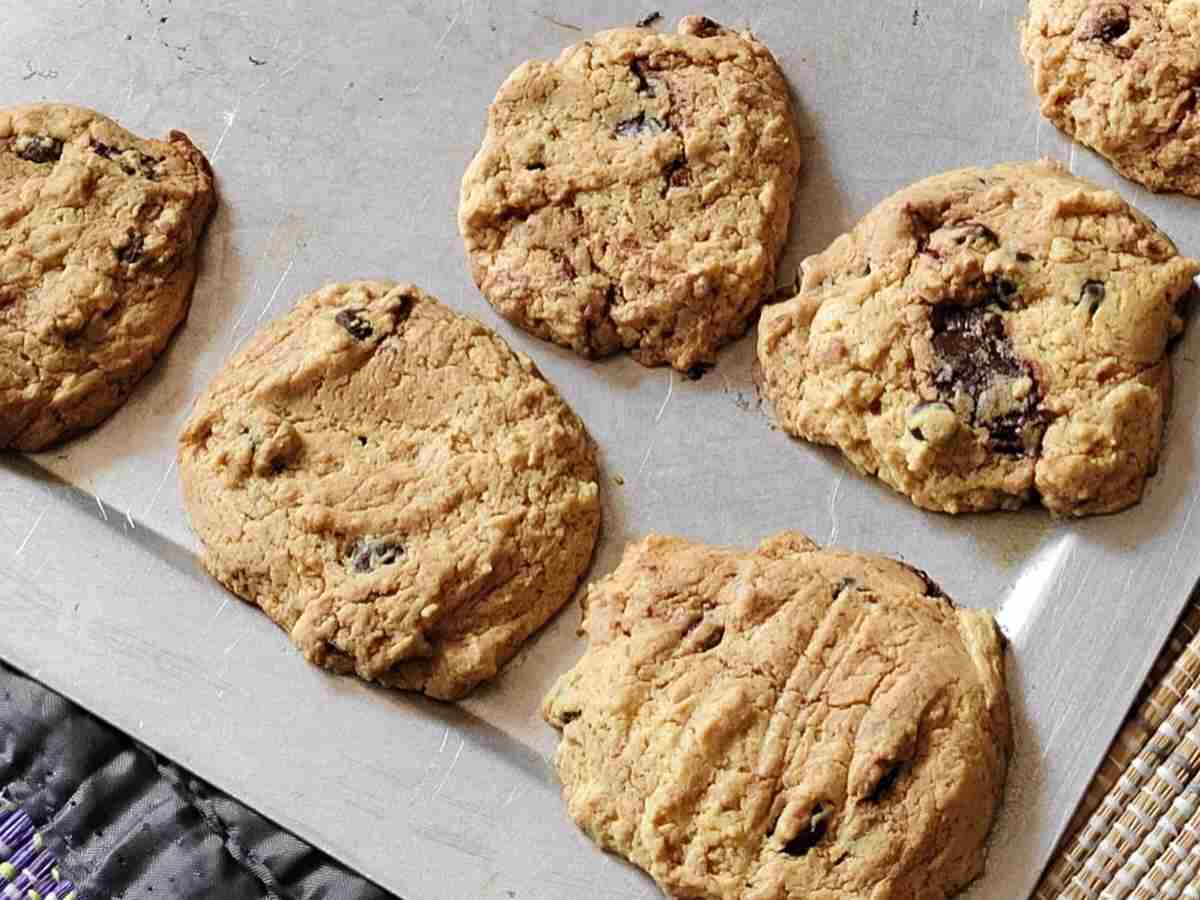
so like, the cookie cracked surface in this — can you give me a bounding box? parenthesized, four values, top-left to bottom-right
(179, 281, 601, 700)
(0, 103, 215, 450)
(544, 532, 1011, 900)
(459, 15, 801, 373)
(758, 161, 1198, 516)
(1021, 0, 1200, 195)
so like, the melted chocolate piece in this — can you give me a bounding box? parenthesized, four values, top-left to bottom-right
(14, 135, 63, 163)
(350, 539, 404, 573)
(614, 111, 667, 139)
(930, 305, 1041, 456)
(1079, 3, 1130, 42)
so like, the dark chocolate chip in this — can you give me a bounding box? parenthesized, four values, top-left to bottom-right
(614, 111, 667, 139)
(780, 803, 828, 857)
(356, 435, 368, 447)
(907, 400, 953, 441)
(692, 16, 722, 37)
(685, 362, 713, 381)
(1079, 3, 1130, 42)
(899, 562, 950, 601)
(865, 764, 903, 803)
(1016, 252, 1034, 263)
(558, 709, 582, 725)
(335, 308, 374, 341)
(930, 305, 1042, 456)
(90, 139, 119, 160)
(987, 276, 1021, 310)
(118, 234, 144, 265)
(1080, 281, 1106, 316)
(525, 161, 545, 171)
(14, 135, 63, 164)
(629, 58, 655, 96)
(697, 625, 725, 653)
(636, 11, 662, 27)
(350, 539, 404, 573)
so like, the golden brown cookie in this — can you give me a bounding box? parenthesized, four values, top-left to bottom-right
(459, 15, 802, 374)
(179, 281, 601, 700)
(544, 532, 1011, 900)
(758, 161, 1198, 516)
(1021, 0, 1200, 195)
(0, 103, 215, 450)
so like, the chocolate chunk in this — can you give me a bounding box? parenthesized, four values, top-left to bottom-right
(629, 58, 655, 96)
(692, 16, 722, 37)
(1079, 3, 1130, 42)
(14, 135, 63, 164)
(685, 362, 713, 381)
(930, 305, 1042, 456)
(614, 111, 667, 139)
(558, 709, 582, 725)
(636, 11, 662, 27)
(865, 764, 903, 803)
(780, 803, 828, 857)
(118, 234, 144, 264)
(1080, 281, 1106, 316)
(89, 139, 160, 178)
(661, 156, 689, 195)
(335, 308, 374, 341)
(350, 539, 404, 573)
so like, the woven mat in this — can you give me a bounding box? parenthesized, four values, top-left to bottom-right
(1035, 594, 1200, 899)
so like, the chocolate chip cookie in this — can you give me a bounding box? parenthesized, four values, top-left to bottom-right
(0, 104, 215, 450)
(179, 282, 601, 700)
(1022, 1, 1200, 195)
(544, 532, 1011, 900)
(758, 161, 1198, 516)
(459, 15, 801, 373)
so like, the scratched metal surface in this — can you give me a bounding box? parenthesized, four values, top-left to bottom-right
(1, 1, 1199, 898)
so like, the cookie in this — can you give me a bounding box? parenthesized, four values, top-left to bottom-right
(179, 281, 601, 701)
(0, 104, 215, 450)
(757, 160, 1199, 516)
(544, 532, 1011, 900)
(1021, 1, 1200, 196)
(459, 15, 801, 374)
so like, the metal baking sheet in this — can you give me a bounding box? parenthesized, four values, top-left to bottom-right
(2, 2, 1199, 898)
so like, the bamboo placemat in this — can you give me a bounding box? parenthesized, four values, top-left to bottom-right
(1035, 594, 1200, 899)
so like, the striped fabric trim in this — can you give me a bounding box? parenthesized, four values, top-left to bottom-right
(1036, 602, 1200, 899)
(0, 798, 76, 900)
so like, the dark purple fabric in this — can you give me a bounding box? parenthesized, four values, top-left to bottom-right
(1, 661, 398, 899)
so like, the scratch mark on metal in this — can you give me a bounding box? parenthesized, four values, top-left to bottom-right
(432, 737, 466, 798)
(535, 12, 582, 31)
(207, 595, 231, 631)
(224, 635, 244, 655)
(14, 508, 47, 557)
(211, 98, 242, 162)
(141, 458, 178, 518)
(124, 508, 136, 530)
(255, 257, 296, 325)
(654, 372, 674, 424)
(636, 442, 655, 479)
(437, 727, 450, 754)
(434, 10, 463, 52)
(95, 494, 109, 522)
(827, 473, 843, 545)
(502, 783, 521, 807)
